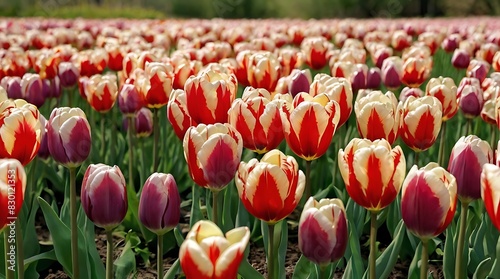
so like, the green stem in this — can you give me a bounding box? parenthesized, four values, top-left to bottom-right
(267, 223, 277, 279)
(212, 190, 219, 227)
(110, 111, 116, 164)
(414, 151, 419, 167)
(455, 202, 469, 279)
(369, 211, 378, 279)
(305, 160, 312, 199)
(420, 239, 429, 279)
(437, 121, 447, 166)
(318, 264, 327, 279)
(68, 88, 73, 107)
(15, 219, 23, 279)
(70, 167, 79, 279)
(157, 234, 164, 279)
(490, 125, 497, 151)
(153, 108, 160, 172)
(465, 118, 472, 136)
(106, 230, 113, 279)
(4, 231, 14, 279)
(127, 116, 135, 191)
(101, 114, 106, 161)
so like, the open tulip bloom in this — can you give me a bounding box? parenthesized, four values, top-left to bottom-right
(179, 220, 250, 279)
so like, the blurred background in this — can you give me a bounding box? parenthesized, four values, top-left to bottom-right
(0, 0, 499, 18)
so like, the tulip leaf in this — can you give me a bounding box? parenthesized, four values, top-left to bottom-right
(362, 219, 405, 279)
(114, 234, 137, 279)
(222, 185, 236, 233)
(292, 255, 315, 279)
(443, 225, 457, 279)
(24, 250, 57, 266)
(342, 220, 364, 279)
(236, 199, 250, 229)
(189, 184, 203, 227)
(174, 226, 185, 247)
(237, 259, 264, 279)
(488, 236, 500, 278)
(472, 257, 492, 279)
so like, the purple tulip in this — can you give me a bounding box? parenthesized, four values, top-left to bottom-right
(139, 173, 181, 235)
(366, 67, 381, 89)
(21, 73, 45, 107)
(58, 62, 80, 88)
(118, 83, 145, 116)
(81, 164, 128, 230)
(1, 76, 23, 99)
(288, 70, 311, 97)
(458, 80, 484, 119)
(451, 49, 470, 69)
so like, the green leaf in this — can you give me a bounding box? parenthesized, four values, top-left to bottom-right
(443, 224, 457, 279)
(342, 220, 364, 279)
(174, 226, 185, 247)
(292, 255, 315, 279)
(237, 259, 264, 279)
(24, 250, 57, 266)
(407, 241, 422, 279)
(488, 236, 500, 278)
(472, 257, 492, 279)
(236, 199, 250, 229)
(190, 184, 203, 227)
(114, 235, 137, 279)
(362, 219, 405, 279)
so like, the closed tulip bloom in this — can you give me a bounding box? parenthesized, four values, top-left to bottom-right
(381, 56, 403, 90)
(137, 62, 174, 109)
(298, 197, 348, 266)
(476, 43, 498, 64)
(185, 68, 237, 125)
(179, 220, 250, 279)
(81, 164, 127, 230)
(47, 107, 91, 168)
(401, 56, 431, 88)
(339, 138, 406, 212)
(139, 173, 180, 235)
(288, 69, 311, 97)
(246, 51, 281, 92)
(0, 158, 26, 230)
(235, 149, 305, 223)
(277, 47, 304, 77)
(425, 77, 458, 121)
(167, 89, 196, 140)
(281, 93, 340, 161)
(183, 123, 242, 190)
(134, 107, 153, 138)
(399, 96, 442, 152)
(458, 81, 484, 119)
(399, 87, 424, 103)
(309, 74, 353, 128)
(391, 30, 412, 51)
(481, 164, 500, 231)
(83, 74, 118, 113)
(20, 73, 45, 108)
(448, 135, 493, 203)
(0, 99, 41, 166)
(118, 83, 145, 116)
(366, 67, 381, 89)
(301, 37, 332, 70)
(481, 100, 497, 125)
(1, 76, 23, 99)
(105, 43, 124, 72)
(58, 61, 79, 88)
(355, 90, 400, 145)
(441, 34, 460, 53)
(171, 56, 202, 90)
(451, 49, 470, 69)
(467, 59, 490, 83)
(402, 163, 457, 240)
(228, 88, 285, 154)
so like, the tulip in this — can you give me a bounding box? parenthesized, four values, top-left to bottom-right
(20, 73, 45, 108)
(277, 47, 304, 77)
(118, 83, 145, 116)
(354, 90, 400, 145)
(366, 67, 381, 89)
(401, 56, 431, 88)
(451, 49, 470, 69)
(246, 51, 281, 92)
(349, 63, 368, 93)
(58, 61, 79, 88)
(179, 220, 250, 279)
(288, 69, 311, 97)
(301, 36, 332, 70)
(228, 87, 286, 154)
(136, 62, 173, 109)
(1, 76, 22, 99)
(139, 172, 181, 279)
(481, 163, 500, 231)
(0, 158, 26, 230)
(476, 43, 498, 64)
(309, 74, 353, 128)
(167, 89, 196, 140)
(399, 87, 424, 103)
(171, 56, 202, 90)
(381, 56, 403, 90)
(298, 197, 348, 267)
(399, 96, 442, 152)
(0, 99, 41, 166)
(401, 163, 457, 279)
(441, 34, 460, 52)
(133, 107, 153, 138)
(184, 68, 237, 125)
(466, 59, 490, 83)
(81, 163, 127, 279)
(83, 74, 118, 113)
(105, 43, 124, 72)
(46, 107, 91, 168)
(458, 79, 484, 121)
(481, 99, 497, 126)
(425, 77, 458, 121)
(391, 30, 412, 51)
(493, 51, 500, 72)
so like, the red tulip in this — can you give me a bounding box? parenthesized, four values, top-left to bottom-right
(246, 51, 281, 92)
(402, 163, 457, 240)
(137, 62, 174, 109)
(183, 123, 242, 190)
(0, 99, 41, 166)
(301, 37, 332, 70)
(492, 51, 500, 72)
(281, 93, 340, 161)
(83, 74, 118, 113)
(391, 30, 412, 51)
(0, 158, 26, 230)
(481, 163, 500, 231)
(81, 164, 127, 230)
(425, 77, 458, 121)
(399, 96, 442, 152)
(298, 197, 348, 266)
(448, 135, 493, 203)
(401, 56, 431, 88)
(354, 90, 401, 145)
(138, 173, 180, 235)
(167, 89, 196, 140)
(338, 138, 406, 212)
(235, 149, 305, 223)
(179, 220, 250, 279)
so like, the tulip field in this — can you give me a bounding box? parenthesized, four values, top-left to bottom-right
(2, 16, 500, 279)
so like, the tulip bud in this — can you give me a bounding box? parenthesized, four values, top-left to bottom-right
(47, 107, 91, 168)
(366, 67, 381, 89)
(1, 76, 22, 99)
(288, 69, 311, 97)
(475, 43, 498, 64)
(137, 62, 173, 109)
(134, 107, 153, 138)
(301, 37, 332, 70)
(451, 49, 470, 69)
(399, 87, 424, 104)
(139, 173, 180, 235)
(458, 78, 484, 119)
(105, 43, 124, 72)
(425, 76, 458, 121)
(0, 159, 27, 230)
(58, 61, 80, 88)
(448, 135, 493, 203)
(466, 59, 490, 83)
(184, 68, 237, 125)
(401, 56, 431, 88)
(83, 74, 118, 113)
(482, 164, 500, 231)
(21, 73, 45, 107)
(391, 30, 412, 51)
(441, 34, 460, 53)
(118, 83, 145, 116)
(228, 88, 285, 154)
(402, 163, 457, 240)
(179, 220, 250, 279)
(339, 138, 406, 212)
(0, 99, 41, 166)
(281, 93, 340, 161)
(399, 96, 442, 152)
(298, 197, 348, 266)
(235, 149, 305, 223)
(277, 47, 304, 77)
(167, 89, 196, 140)
(81, 164, 127, 230)
(381, 57, 403, 90)
(355, 90, 401, 144)
(309, 75, 353, 127)
(481, 99, 497, 125)
(183, 123, 242, 190)
(246, 51, 281, 92)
